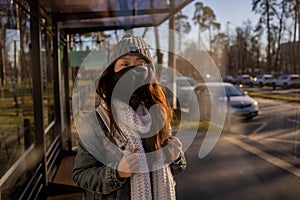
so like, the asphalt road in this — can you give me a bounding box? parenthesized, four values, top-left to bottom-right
(230, 97, 300, 160)
(175, 98, 300, 200)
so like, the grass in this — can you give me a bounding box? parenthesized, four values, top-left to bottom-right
(0, 81, 37, 178)
(247, 90, 300, 103)
(171, 118, 210, 131)
(171, 109, 229, 133)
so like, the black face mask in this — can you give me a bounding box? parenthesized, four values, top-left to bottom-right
(112, 65, 151, 103)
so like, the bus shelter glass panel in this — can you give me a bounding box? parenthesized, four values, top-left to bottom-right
(41, 21, 56, 149)
(0, 0, 33, 178)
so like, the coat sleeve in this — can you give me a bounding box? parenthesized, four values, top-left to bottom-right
(72, 109, 127, 195)
(72, 140, 127, 195)
(168, 127, 187, 175)
(169, 150, 187, 175)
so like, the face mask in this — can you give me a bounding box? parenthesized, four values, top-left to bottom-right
(112, 65, 151, 103)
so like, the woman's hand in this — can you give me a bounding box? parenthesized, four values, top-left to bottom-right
(117, 149, 139, 178)
(167, 136, 183, 161)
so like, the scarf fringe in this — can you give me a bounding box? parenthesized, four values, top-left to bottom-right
(112, 99, 176, 200)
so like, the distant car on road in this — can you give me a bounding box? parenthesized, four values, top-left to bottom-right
(273, 74, 300, 89)
(235, 74, 253, 87)
(222, 75, 236, 84)
(194, 82, 259, 119)
(253, 74, 275, 87)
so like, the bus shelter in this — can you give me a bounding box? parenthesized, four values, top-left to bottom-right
(0, 0, 192, 199)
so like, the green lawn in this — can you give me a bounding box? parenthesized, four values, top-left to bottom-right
(247, 90, 300, 103)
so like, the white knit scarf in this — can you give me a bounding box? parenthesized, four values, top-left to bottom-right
(111, 99, 176, 200)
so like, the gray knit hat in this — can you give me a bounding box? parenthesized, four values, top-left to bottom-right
(108, 34, 154, 70)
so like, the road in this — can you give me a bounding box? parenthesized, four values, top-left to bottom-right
(230, 97, 300, 160)
(175, 97, 300, 200)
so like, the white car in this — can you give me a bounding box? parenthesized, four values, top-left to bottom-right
(273, 74, 300, 89)
(253, 74, 275, 87)
(194, 82, 259, 119)
(235, 74, 254, 86)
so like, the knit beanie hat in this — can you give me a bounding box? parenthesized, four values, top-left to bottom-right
(107, 34, 154, 70)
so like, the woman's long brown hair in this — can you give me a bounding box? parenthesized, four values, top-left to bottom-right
(96, 65, 172, 153)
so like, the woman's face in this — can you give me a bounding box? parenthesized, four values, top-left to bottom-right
(114, 55, 147, 72)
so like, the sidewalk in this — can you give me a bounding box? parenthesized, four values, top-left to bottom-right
(47, 153, 93, 200)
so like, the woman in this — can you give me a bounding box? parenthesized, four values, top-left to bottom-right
(73, 34, 186, 200)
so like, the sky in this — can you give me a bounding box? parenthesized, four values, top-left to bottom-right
(187, 0, 260, 29)
(181, 0, 260, 47)
(106, 0, 262, 51)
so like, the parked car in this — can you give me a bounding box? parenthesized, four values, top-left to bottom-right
(222, 75, 236, 84)
(164, 76, 198, 112)
(194, 82, 259, 119)
(253, 74, 275, 87)
(235, 74, 253, 87)
(273, 74, 300, 89)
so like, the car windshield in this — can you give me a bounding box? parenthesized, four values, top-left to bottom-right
(205, 85, 245, 97)
(225, 85, 245, 96)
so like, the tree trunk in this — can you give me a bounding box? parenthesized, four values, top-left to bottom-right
(1, 25, 7, 86)
(154, 26, 163, 80)
(274, 1, 285, 75)
(266, 0, 272, 71)
(295, 0, 300, 74)
(293, 0, 298, 73)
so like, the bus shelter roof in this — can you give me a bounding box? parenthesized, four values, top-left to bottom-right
(40, 0, 192, 33)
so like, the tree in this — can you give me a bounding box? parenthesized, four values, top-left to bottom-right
(175, 11, 191, 53)
(210, 32, 228, 74)
(272, 0, 288, 75)
(0, 2, 10, 86)
(249, 35, 261, 74)
(16, 3, 31, 83)
(252, 0, 277, 71)
(253, 0, 299, 74)
(226, 21, 260, 75)
(192, 2, 220, 51)
(192, 2, 204, 44)
(286, 0, 300, 73)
